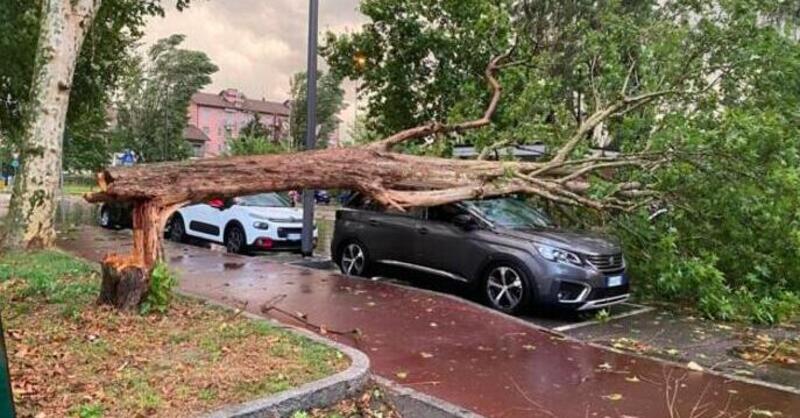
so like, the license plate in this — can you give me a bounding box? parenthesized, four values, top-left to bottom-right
(287, 234, 301, 241)
(607, 275, 624, 287)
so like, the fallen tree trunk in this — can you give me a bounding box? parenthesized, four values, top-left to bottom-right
(85, 47, 664, 310)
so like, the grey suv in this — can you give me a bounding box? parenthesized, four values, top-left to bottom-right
(331, 196, 630, 314)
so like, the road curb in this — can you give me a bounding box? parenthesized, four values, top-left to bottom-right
(181, 291, 372, 418)
(374, 376, 484, 418)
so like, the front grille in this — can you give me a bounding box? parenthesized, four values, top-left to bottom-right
(277, 227, 302, 238)
(584, 253, 625, 274)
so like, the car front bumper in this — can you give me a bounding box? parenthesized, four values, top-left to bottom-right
(527, 257, 630, 311)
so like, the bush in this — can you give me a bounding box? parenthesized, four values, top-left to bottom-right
(140, 262, 178, 314)
(616, 215, 800, 324)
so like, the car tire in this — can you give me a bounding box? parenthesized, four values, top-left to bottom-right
(481, 261, 535, 315)
(98, 206, 113, 229)
(337, 240, 371, 277)
(168, 215, 186, 243)
(224, 224, 248, 255)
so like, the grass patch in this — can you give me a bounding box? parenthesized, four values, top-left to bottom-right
(62, 183, 97, 196)
(0, 250, 349, 417)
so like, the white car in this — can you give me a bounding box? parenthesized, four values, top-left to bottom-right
(167, 193, 317, 254)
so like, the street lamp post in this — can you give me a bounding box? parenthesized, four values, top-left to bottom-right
(301, 0, 319, 257)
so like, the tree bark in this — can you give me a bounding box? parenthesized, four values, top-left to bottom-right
(98, 254, 149, 311)
(97, 199, 165, 310)
(2, 0, 101, 249)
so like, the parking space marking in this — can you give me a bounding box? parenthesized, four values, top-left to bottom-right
(551, 304, 655, 332)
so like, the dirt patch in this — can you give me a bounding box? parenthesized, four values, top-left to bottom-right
(1, 250, 348, 418)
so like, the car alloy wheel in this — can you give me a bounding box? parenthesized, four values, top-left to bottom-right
(99, 208, 111, 228)
(225, 226, 245, 254)
(340, 243, 366, 276)
(169, 217, 185, 242)
(486, 266, 525, 312)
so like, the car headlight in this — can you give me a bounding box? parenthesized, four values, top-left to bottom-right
(252, 221, 270, 230)
(536, 244, 583, 266)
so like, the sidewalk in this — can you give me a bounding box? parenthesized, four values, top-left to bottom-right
(60, 226, 800, 418)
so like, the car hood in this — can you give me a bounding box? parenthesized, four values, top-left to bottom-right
(241, 206, 303, 222)
(496, 227, 621, 255)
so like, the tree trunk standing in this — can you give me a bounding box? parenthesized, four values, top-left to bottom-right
(2, 0, 101, 249)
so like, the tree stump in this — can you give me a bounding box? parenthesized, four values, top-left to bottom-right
(98, 255, 150, 311)
(97, 200, 163, 311)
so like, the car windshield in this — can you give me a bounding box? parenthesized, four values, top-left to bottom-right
(464, 198, 554, 229)
(235, 193, 289, 207)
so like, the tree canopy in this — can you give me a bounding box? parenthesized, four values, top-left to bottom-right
(289, 70, 346, 149)
(0, 0, 192, 171)
(113, 34, 218, 163)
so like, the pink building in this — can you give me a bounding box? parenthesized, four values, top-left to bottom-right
(185, 89, 290, 158)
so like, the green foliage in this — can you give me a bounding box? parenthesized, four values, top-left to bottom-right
(73, 402, 105, 418)
(289, 70, 346, 149)
(113, 34, 218, 163)
(325, 0, 800, 323)
(226, 133, 289, 156)
(240, 112, 273, 139)
(140, 262, 178, 314)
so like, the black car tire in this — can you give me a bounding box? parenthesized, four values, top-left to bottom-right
(168, 215, 186, 243)
(224, 224, 248, 255)
(98, 206, 113, 229)
(337, 240, 371, 277)
(481, 261, 535, 315)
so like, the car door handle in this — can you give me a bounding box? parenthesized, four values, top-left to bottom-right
(417, 227, 429, 235)
(368, 219, 380, 226)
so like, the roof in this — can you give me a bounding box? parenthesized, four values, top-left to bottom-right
(453, 144, 547, 160)
(191, 92, 290, 116)
(183, 125, 210, 142)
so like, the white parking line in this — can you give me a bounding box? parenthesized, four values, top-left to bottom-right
(552, 304, 655, 332)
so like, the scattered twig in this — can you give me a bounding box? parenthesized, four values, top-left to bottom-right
(507, 374, 557, 417)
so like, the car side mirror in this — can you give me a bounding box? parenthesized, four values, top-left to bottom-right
(452, 214, 478, 230)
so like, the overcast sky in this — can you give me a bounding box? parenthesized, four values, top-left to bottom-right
(143, 0, 365, 138)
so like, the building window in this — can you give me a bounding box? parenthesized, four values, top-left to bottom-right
(190, 142, 204, 158)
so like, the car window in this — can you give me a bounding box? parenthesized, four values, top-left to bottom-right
(427, 204, 467, 223)
(235, 193, 289, 207)
(465, 198, 554, 229)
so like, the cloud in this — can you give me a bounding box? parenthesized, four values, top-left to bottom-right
(142, 0, 365, 139)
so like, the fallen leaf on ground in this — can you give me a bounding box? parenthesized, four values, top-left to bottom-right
(751, 409, 782, 417)
(420, 352, 434, 359)
(395, 371, 408, 379)
(597, 362, 613, 371)
(625, 376, 640, 383)
(686, 361, 703, 372)
(602, 393, 623, 401)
